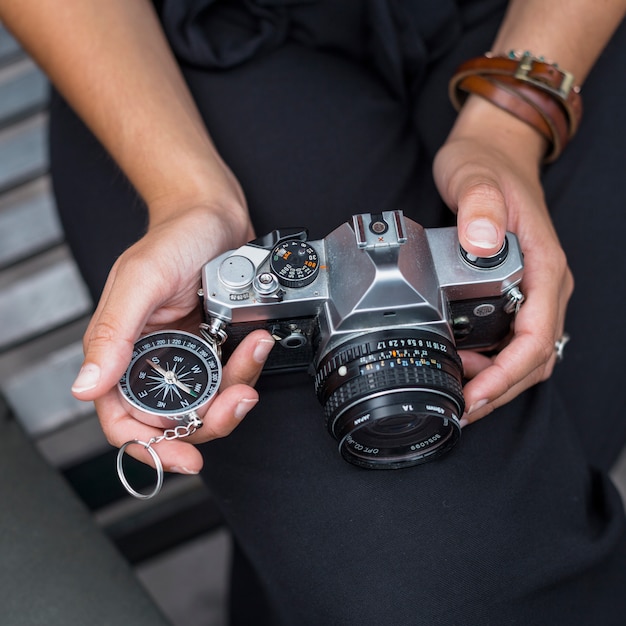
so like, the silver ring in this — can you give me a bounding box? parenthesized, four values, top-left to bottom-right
(554, 333, 570, 363)
(116, 440, 164, 500)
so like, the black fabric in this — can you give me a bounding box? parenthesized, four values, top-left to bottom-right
(158, 0, 508, 97)
(49, 2, 626, 623)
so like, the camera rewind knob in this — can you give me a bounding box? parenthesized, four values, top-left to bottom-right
(218, 255, 255, 291)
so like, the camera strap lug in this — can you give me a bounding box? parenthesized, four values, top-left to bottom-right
(504, 286, 525, 315)
(199, 320, 228, 359)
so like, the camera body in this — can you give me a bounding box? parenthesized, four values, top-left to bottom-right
(201, 211, 524, 468)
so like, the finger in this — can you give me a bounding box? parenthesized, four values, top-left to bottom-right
(460, 328, 558, 423)
(116, 435, 205, 476)
(456, 181, 509, 257)
(462, 236, 572, 416)
(458, 349, 493, 380)
(220, 329, 275, 388)
(96, 392, 206, 474)
(460, 355, 556, 425)
(106, 331, 273, 470)
(100, 379, 261, 474)
(114, 382, 260, 473)
(189, 382, 259, 443)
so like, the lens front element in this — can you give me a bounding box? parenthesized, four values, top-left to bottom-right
(315, 330, 464, 469)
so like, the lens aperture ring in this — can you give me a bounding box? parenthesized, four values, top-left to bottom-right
(315, 330, 460, 392)
(318, 349, 461, 404)
(323, 364, 463, 425)
(316, 330, 463, 417)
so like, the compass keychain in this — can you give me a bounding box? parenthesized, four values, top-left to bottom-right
(117, 329, 222, 499)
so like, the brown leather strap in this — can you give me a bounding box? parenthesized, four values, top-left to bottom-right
(451, 54, 582, 131)
(494, 75, 570, 162)
(454, 55, 575, 96)
(456, 74, 553, 142)
(456, 74, 571, 162)
(449, 53, 583, 162)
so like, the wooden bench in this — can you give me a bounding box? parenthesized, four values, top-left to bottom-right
(0, 24, 224, 565)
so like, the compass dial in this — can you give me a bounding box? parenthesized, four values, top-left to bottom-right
(270, 239, 320, 288)
(118, 330, 221, 424)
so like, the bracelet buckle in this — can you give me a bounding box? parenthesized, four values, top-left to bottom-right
(513, 52, 575, 101)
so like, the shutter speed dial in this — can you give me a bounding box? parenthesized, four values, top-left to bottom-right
(270, 240, 320, 288)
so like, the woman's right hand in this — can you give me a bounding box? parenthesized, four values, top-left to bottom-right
(70, 198, 273, 473)
(0, 0, 277, 472)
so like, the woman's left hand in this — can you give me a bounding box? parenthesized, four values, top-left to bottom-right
(433, 96, 574, 425)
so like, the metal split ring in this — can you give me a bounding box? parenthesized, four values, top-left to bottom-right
(116, 440, 164, 500)
(554, 333, 570, 363)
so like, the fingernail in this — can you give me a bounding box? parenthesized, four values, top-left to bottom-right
(459, 418, 470, 429)
(170, 466, 199, 475)
(71, 363, 101, 393)
(465, 219, 499, 249)
(253, 338, 275, 364)
(235, 397, 258, 420)
(467, 399, 489, 415)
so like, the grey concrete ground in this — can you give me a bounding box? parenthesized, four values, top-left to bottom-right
(137, 529, 230, 626)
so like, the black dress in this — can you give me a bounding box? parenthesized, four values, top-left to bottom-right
(49, 1, 626, 623)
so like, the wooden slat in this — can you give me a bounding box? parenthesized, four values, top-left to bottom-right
(2, 340, 93, 436)
(0, 177, 63, 267)
(0, 248, 92, 350)
(0, 57, 47, 127)
(0, 113, 47, 192)
(0, 24, 21, 66)
(0, 316, 88, 378)
(0, 316, 93, 436)
(35, 412, 107, 467)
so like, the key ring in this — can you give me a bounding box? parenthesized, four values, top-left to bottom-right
(117, 440, 164, 500)
(116, 412, 203, 500)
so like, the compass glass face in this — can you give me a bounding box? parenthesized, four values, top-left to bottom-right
(119, 331, 221, 416)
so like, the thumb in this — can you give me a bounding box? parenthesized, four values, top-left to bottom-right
(71, 277, 148, 400)
(455, 182, 508, 258)
(71, 317, 137, 400)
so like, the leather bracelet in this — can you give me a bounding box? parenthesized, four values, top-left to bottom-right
(449, 52, 583, 162)
(450, 53, 582, 134)
(493, 75, 570, 162)
(455, 74, 569, 162)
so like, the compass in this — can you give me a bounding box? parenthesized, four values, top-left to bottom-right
(118, 329, 222, 428)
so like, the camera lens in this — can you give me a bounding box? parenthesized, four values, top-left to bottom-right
(315, 329, 464, 469)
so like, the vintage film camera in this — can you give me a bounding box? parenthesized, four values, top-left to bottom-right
(201, 211, 524, 469)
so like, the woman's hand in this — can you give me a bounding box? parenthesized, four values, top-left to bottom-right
(92, 328, 274, 474)
(71, 202, 274, 473)
(0, 0, 283, 471)
(434, 96, 574, 425)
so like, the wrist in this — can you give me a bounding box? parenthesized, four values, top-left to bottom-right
(449, 94, 547, 167)
(147, 155, 251, 238)
(147, 185, 252, 253)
